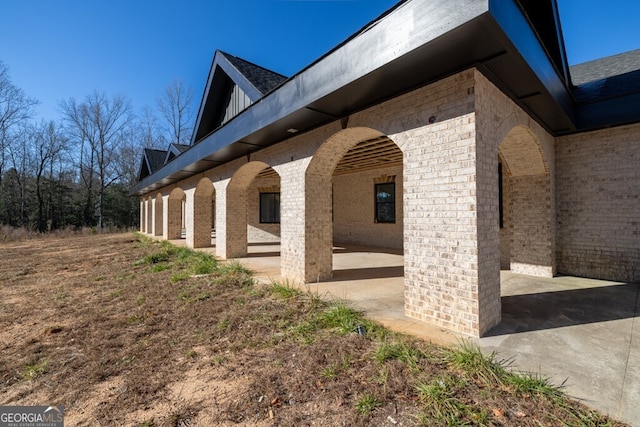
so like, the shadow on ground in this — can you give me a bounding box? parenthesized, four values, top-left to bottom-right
(487, 282, 640, 335)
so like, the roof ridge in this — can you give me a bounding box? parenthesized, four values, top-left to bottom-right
(219, 50, 287, 79)
(219, 51, 288, 95)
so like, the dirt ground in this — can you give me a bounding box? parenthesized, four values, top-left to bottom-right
(0, 233, 627, 426)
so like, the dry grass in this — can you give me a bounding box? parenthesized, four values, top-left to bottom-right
(0, 233, 627, 426)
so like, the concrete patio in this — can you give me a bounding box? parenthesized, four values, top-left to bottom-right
(227, 241, 640, 426)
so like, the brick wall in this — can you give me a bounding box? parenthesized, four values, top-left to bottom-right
(556, 124, 640, 282)
(475, 71, 556, 279)
(247, 177, 281, 243)
(509, 174, 554, 276)
(167, 188, 184, 240)
(332, 166, 403, 249)
(154, 194, 163, 236)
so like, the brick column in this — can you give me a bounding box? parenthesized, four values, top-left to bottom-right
(161, 194, 170, 239)
(278, 160, 332, 283)
(192, 180, 214, 248)
(150, 197, 156, 236)
(167, 194, 182, 240)
(214, 180, 247, 259)
(139, 199, 145, 232)
(145, 197, 152, 234)
(403, 112, 500, 337)
(184, 189, 196, 248)
(474, 117, 502, 336)
(154, 195, 163, 236)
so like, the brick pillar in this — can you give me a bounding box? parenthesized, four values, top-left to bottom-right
(161, 194, 170, 239)
(167, 194, 182, 239)
(151, 197, 156, 235)
(191, 180, 214, 248)
(475, 118, 502, 336)
(184, 189, 196, 248)
(154, 195, 163, 236)
(403, 112, 501, 337)
(145, 197, 152, 234)
(139, 200, 145, 232)
(278, 161, 332, 283)
(214, 179, 247, 259)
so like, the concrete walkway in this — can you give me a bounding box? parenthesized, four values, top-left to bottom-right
(229, 242, 640, 426)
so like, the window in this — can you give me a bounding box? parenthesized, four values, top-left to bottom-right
(260, 192, 280, 224)
(375, 183, 395, 223)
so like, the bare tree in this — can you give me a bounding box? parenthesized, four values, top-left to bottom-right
(157, 78, 193, 145)
(6, 125, 32, 226)
(32, 121, 67, 231)
(137, 105, 166, 149)
(60, 91, 132, 229)
(0, 60, 38, 196)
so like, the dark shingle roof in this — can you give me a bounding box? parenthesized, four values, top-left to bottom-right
(145, 148, 168, 174)
(222, 52, 288, 95)
(570, 50, 640, 103)
(170, 143, 190, 154)
(570, 49, 640, 85)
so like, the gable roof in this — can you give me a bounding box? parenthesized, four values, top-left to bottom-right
(138, 148, 168, 182)
(190, 50, 288, 144)
(223, 53, 288, 95)
(164, 143, 190, 165)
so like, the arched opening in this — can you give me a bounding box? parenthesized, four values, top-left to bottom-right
(167, 188, 186, 240)
(304, 127, 404, 283)
(220, 161, 281, 259)
(153, 193, 163, 237)
(498, 125, 554, 277)
(191, 178, 215, 248)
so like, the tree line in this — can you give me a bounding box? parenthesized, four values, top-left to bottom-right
(0, 59, 193, 232)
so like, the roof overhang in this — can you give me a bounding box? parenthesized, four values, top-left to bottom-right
(131, 0, 579, 196)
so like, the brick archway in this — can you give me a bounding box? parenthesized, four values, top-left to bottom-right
(499, 125, 555, 277)
(167, 187, 186, 240)
(291, 127, 402, 282)
(190, 178, 215, 248)
(218, 161, 280, 259)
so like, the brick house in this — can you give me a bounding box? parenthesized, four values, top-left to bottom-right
(131, 0, 640, 337)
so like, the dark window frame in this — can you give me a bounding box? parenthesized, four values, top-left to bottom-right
(259, 192, 280, 224)
(375, 182, 396, 223)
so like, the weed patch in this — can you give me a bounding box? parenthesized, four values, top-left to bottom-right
(22, 360, 48, 380)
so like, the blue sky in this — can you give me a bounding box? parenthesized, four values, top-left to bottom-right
(1, 0, 639, 123)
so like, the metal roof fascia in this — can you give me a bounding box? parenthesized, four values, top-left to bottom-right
(489, 0, 576, 124)
(575, 92, 640, 132)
